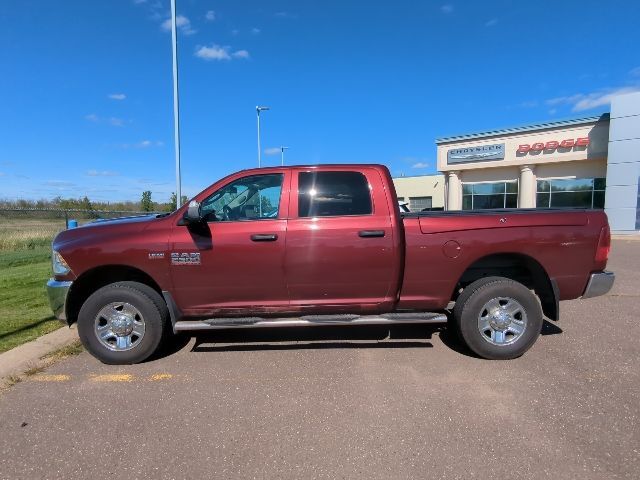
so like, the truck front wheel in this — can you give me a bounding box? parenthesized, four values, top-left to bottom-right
(77, 282, 169, 365)
(453, 276, 543, 360)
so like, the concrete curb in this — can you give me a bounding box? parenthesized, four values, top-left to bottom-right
(0, 325, 79, 381)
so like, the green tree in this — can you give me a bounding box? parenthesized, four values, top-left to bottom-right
(166, 192, 189, 212)
(141, 191, 153, 212)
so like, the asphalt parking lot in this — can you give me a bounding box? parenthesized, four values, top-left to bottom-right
(1, 239, 638, 479)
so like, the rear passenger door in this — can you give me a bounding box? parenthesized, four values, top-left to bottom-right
(285, 168, 397, 311)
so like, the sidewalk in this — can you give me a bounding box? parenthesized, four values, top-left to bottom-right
(0, 324, 79, 382)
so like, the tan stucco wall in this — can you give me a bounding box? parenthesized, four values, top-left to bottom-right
(392, 175, 445, 208)
(535, 159, 607, 180)
(437, 119, 609, 172)
(455, 160, 606, 184)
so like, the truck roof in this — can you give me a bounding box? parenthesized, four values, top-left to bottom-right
(234, 164, 389, 174)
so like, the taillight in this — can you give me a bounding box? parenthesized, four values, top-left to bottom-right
(595, 225, 611, 265)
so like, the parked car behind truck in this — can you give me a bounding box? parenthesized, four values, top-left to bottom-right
(47, 164, 614, 364)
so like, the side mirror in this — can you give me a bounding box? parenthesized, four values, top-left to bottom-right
(180, 200, 203, 225)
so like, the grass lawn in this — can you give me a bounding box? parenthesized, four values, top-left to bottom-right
(0, 238, 64, 353)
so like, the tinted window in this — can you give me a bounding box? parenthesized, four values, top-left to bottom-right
(298, 171, 372, 217)
(201, 173, 283, 221)
(461, 181, 518, 210)
(536, 177, 606, 209)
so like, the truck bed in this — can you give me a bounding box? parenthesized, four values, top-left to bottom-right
(398, 207, 608, 311)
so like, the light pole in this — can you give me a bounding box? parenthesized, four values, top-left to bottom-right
(256, 106, 270, 167)
(280, 146, 289, 166)
(170, 0, 182, 208)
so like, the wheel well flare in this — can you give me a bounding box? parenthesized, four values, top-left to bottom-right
(65, 265, 162, 325)
(456, 253, 558, 321)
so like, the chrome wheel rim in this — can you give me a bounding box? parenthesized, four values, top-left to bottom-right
(94, 302, 145, 351)
(477, 297, 527, 346)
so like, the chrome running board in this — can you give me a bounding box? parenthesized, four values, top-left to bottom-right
(173, 312, 447, 332)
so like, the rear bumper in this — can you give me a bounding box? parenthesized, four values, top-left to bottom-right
(582, 271, 615, 299)
(46, 279, 73, 322)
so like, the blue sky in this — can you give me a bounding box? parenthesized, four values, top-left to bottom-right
(1, 0, 639, 202)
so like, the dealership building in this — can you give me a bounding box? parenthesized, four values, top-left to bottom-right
(394, 91, 640, 233)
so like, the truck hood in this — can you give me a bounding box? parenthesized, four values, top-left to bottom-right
(80, 214, 162, 228)
(52, 213, 168, 250)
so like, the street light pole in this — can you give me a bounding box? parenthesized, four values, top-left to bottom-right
(256, 106, 269, 167)
(280, 146, 289, 166)
(170, 0, 182, 207)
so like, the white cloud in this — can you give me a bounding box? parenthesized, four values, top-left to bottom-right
(546, 86, 640, 112)
(136, 140, 163, 148)
(485, 18, 498, 27)
(195, 44, 250, 61)
(108, 93, 126, 100)
(85, 114, 126, 127)
(232, 49, 250, 59)
(251, 27, 261, 35)
(86, 170, 119, 177)
(440, 4, 454, 14)
(195, 45, 230, 60)
(205, 10, 216, 21)
(630, 66, 640, 77)
(264, 147, 281, 156)
(412, 162, 430, 169)
(161, 15, 196, 35)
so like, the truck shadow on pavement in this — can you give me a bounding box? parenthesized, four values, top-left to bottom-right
(189, 325, 435, 353)
(152, 320, 562, 360)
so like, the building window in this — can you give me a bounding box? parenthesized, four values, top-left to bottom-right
(462, 181, 518, 210)
(409, 196, 432, 211)
(536, 178, 606, 209)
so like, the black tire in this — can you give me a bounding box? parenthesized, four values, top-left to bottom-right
(77, 282, 170, 365)
(453, 276, 543, 360)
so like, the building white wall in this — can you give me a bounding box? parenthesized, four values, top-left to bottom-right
(605, 91, 640, 233)
(392, 175, 445, 209)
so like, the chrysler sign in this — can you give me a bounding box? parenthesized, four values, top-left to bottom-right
(447, 143, 505, 164)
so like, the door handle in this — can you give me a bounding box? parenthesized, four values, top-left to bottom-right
(250, 234, 278, 242)
(358, 230, 385, 238)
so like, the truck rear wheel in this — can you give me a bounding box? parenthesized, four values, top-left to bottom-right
(453, 276, 543, 360)
(77, 282, 169, 365)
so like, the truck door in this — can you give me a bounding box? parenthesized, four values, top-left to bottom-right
(169, 171, 290, 316)
(285, 168, 397, 312)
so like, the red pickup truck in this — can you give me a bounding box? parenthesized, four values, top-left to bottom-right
(47, 164, 614, 364)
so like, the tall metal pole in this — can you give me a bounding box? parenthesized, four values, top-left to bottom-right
(171, 0, 182, 207)
(256, 106, 269, 168)
(256, 108, 261, 168)
(280, 146, 289, 166)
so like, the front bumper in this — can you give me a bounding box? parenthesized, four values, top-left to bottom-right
(582, 271, 615, 299)
(46, 279, 73, 322)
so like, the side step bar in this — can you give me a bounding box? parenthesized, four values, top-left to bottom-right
(173, 312, 447, 332)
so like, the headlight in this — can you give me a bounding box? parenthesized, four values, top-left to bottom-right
(52, 251, 71, 275)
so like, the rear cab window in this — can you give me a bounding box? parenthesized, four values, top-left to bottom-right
(298, 171, 372, 217)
